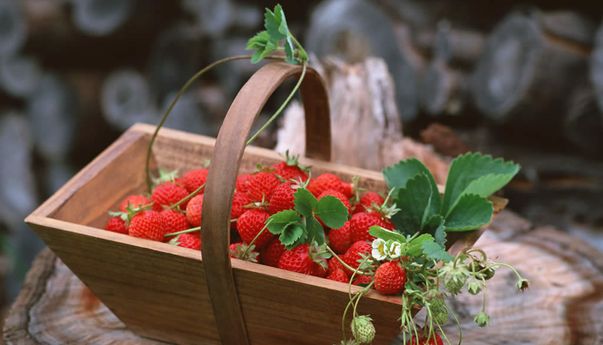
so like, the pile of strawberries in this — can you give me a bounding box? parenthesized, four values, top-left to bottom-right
(104, 156, 405, 294)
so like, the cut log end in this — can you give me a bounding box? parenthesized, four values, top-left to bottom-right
(71, 0, 134, 36)
(101, 69, 153, 130)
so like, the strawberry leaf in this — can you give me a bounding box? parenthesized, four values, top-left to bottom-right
(279, 223, 305, 248)
(383, 158, 438, 193)
(421, 240, 453, 262)
(294, 188, 317, 218)
(406, 234, 435, 257)
(306, 216, 325, 245)
(433, 220, 447, 246)
(391, 173, 439, 234)
(267, 210, 301, 235)
(444, 194, 493, 231)
(315, 196, 348, 229)
(368, 226, 406, 243)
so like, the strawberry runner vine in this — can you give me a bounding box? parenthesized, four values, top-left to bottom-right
(105, 4, 531, 345)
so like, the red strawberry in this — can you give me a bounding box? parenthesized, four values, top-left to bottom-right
(343, 241, 372, 270)
(260, 238, 286, 267)
(308, 173, 353, 198)
(236, 173, 252, 193)
(185, 194, 204, 226)
(229, 242, 259, 262)
(350, 212, 393, 242)
(119, 194, 151, 212)
(152, 182, 189, 210)
(328, 221, 352, 254)
(318, 189, 351, 214)
(160, 209, 189, 236)
(181, 168, 208, 193)
(352, 274, 373, 286)
(129, 210, 165, 241)
(246, 172, 280, 202)
(104, 216, 127, 234)
(374, 261, 406, 295)
(278, 244, 315, 274)
(231, 192, 250, 219)
(312, 262, 328, 277)
(175, 233, 201, 250)
(328, 257, 345, 274)
(326, 268, 348, 283)
(353, 191, 384, 214)
(236, 209, 273, 249)
(271, 153, 308, 182)
(268, 183, 295, 214)
(409, 333, 444, 345)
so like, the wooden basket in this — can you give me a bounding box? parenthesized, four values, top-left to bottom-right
(25, 62, 501, 345)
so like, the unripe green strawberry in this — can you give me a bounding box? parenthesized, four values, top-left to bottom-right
(326, 268, 348, 283)
(350, 212, 393, 242)
(152, 182, 189, 210)
(181, 168, 208, 193)
(374, 261, 406, 295)
(236, 209, 273, 249)
(129, 210, 165, 241)
(246, 172, 280, 202)
(185, 194, 204, 226)
(351, 315, 375, 344)
(328, 221, 352, 254)
(268, 183, 295, 214)
(104, 216, 127, 234)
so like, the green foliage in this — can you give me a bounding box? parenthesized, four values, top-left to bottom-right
(315, 196, 348, 229)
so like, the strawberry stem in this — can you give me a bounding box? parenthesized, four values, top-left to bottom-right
(241, 222, 269, 258)
(170, 184, 205, 210)
(164, 226, 201, 238)
(326, 245, 370, 276)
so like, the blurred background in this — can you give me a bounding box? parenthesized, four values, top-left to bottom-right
(0, 0, 602, 319)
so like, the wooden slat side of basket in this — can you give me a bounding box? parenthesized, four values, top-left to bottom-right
(25, 124, 504, 345)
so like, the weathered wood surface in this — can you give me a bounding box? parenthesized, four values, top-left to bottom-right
(6, 211, 603, 345)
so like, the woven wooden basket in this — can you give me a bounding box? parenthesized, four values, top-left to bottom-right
(25, 62, 503, 345)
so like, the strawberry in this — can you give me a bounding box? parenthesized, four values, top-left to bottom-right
(129, 210, 165, 241)
(353, 191, 384, 214)
(278, 244, 315, 274)
(104, 216, 127, 234)
(327, 257, 345, 274)
(231, 192, 250, 219)
(181, 168, 208, 193)
(152, 182, 189, 210)
(119, 194, 151, 212)
(343, 241, 372, 270)
(350, 212, 393, 242)
(268, 183, 295, 214)
(318, 189, 351, 214)
(260, 238, 286, 267)
(185, 194, 204, 227)
(328, 221, 352, 254)
(236, 209, 273, 249)
(236, 173, 252, 193)
(326, 268, 348, 283)
(409, 333, 444, 345)
(307, 173, 351, 198)
(229, 242, 259, 262)
(352, 274, 373, 286)
(160, 209, 189, 235)
(174, 233, 201, 250)
(271, 153, 308, 182)
(374, 261, 406, 295)
(245, 172, 280, 202)
(312, 262, 328, 277)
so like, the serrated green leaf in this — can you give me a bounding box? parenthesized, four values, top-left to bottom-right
(284, 37, 296, 64)
(442, 152, 519, 215)
(368, 226, 406, 243)
(383, 158, 438, 193)
(445, 194, 493, 231)
(306, 216, 325, 244)
(267, 210, 301, 235)
(391, 173, 440, 234)
(315, 196, 348, 229)
(280, 223, 304, 247)
(434, 222, 447, 246)
(264, 5, 287, 41)
(294, 188, 317, 217)
(406, 233, 435, 256)
(246, 31, 270, 50)
(422, 240, 453, 262)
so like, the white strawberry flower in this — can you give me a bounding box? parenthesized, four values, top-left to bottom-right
(386, 241, 402, 259)
(371, 238, 387, 261)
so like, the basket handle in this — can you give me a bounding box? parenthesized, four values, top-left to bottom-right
(202, 62, 331, 344)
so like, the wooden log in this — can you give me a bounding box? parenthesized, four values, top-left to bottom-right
(6, 211, 603, 345)
(101, 69, 155, 130)
(413, 24, 485, 67)
(71, 0, 134, 36)
(592, 22, 603, 113)
(0, 54, 42, 98)
(305, 0, 425, 122)
(0, 0, 26, 57)
(563, 86, 603, 155)
(471, 10, 592, 127)
(181, 0, 233, 37)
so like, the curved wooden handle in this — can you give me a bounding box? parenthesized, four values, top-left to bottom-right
(202, 62, 331, 344)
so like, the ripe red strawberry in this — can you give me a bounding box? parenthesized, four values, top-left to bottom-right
(104, 216, 127, 234)
(312, 262, 328, 277)
(326, 268, 348, 283)
(318, 189, 351, 214)
(129, 210, 165, 241)
(160, 209, 189, 235)
(175, 233, 201, 250)
(181, 168, 208, 193)
(185, 194, 204, 226)
(307, 173, 351, 198)
(271, 154, 308, 182)
(260, 238, 286, 267)
(236, 173, 252, 193)
(246, 172, 280, 202)
(229, 242, 259, 262)
(409, 333, 444, 345)
(350, 212, 394, 242)
(152, 182, 189, 210)
(231, 192, 250, 219)
(236, 209, 273, 249)
(268, 183, 295, 214)
(328, 257, 345, 274)
(343, 241, 372, 270)
(353, 191, 385, 214)
(374, 261, 406, 295)
(352, 274, 373, 286)
(328, 221, 352, 254)
(119, 194, 151, 212)
(278, 244, 315, 274)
